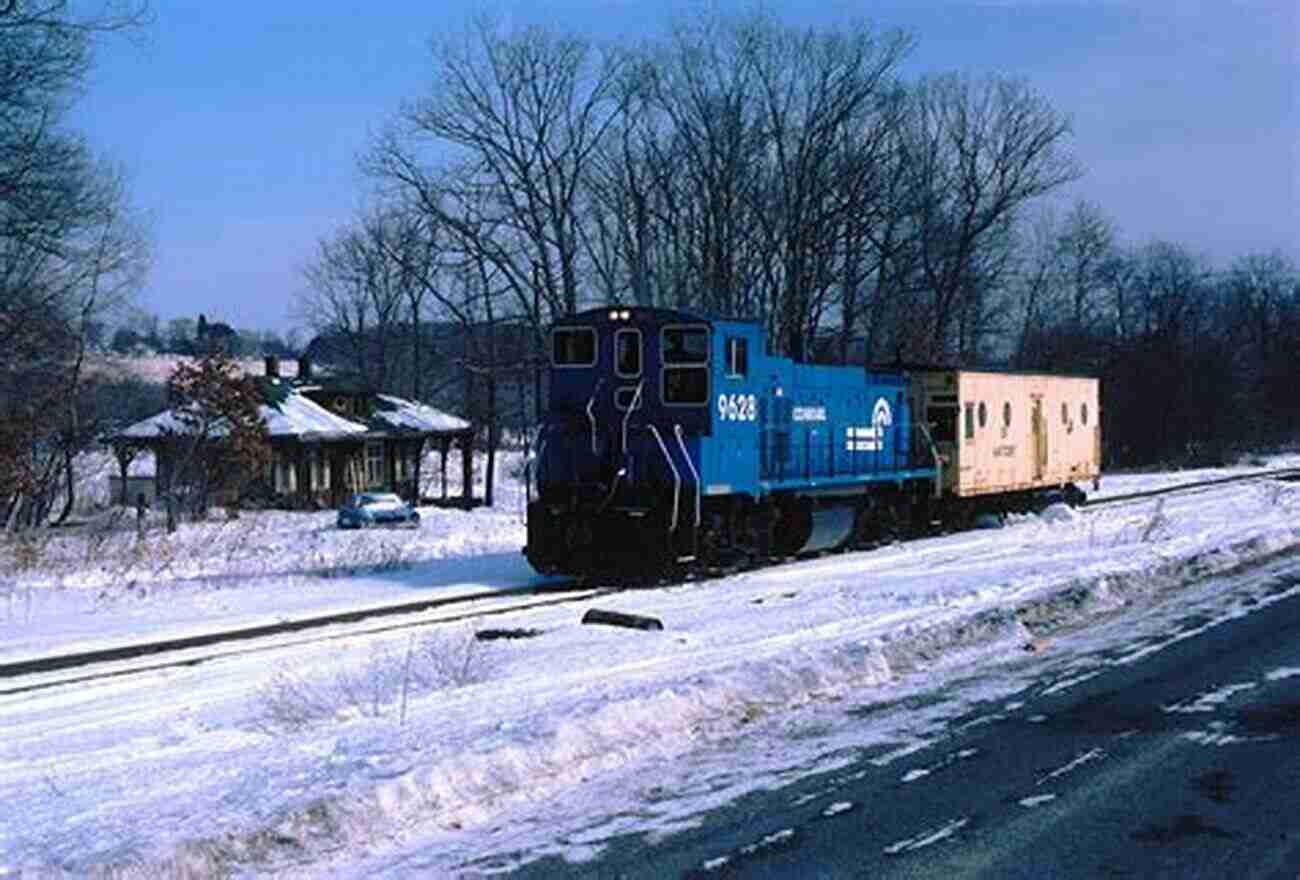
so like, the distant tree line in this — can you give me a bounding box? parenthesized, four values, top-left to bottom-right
(297, 11, 1297, 475)
(100, 309, 302, 359)
(1008, 214, 1299, 467)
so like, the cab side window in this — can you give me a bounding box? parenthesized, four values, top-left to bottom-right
(662, 326, 710, 405)
(726, 337, 748, 378)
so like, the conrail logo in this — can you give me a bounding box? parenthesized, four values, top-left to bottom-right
(792, 405, 827, 422)
(846, 398, 893, 452)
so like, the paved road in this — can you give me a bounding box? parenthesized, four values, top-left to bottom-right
(521, 560, 1300, 879)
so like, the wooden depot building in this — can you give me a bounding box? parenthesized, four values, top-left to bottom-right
(108, 356, 475, 510)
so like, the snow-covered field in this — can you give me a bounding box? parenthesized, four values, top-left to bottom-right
(1, 455, 1299, 876)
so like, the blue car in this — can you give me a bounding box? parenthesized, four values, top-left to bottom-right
(337, 492, 421, 529)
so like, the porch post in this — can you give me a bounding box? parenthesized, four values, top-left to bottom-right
(413, 437, 425, 505)
(460, 431, 472, 509)
(440, 438, 448, 500)
(112, 443, 136, 506)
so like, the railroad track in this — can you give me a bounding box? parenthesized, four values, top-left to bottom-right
(5, 466, 1295, 699)
(0, 580, 600, 697)
(1083, 466, 1300, 508)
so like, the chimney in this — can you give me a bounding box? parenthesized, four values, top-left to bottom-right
(265, 355, 280, 378)
(297, 355, 312, 381)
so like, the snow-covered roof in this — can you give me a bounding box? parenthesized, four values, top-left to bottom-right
(114, 388, 368, 443)
(115, 404, 229, 440)
(260, 392, 367, 438)
(371, 394, 471, 434)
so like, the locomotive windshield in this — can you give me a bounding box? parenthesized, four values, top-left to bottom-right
(615, 328, 641, 376)
(552, 327, 596, 366)
(661, 325, 709, 405)
(662, 327, 708, 363)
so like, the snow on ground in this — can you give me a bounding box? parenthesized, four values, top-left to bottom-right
(1, 449, 531, 662)
(1, 454, 1299, 876)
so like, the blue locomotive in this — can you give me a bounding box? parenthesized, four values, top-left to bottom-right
(525, 307, 939, 576)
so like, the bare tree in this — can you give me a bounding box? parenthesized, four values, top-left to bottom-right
(367, 18, 628, 329)
(1057, 198, 1115, 332)
(298, 211, 408, 392)
(901, 73, 1081, 360)
(1008, 204, 1062, 366)
(0, 0, 151, 530)
(580, 53, 674, 308)
(1128, 240, 1210, 339)
(740, 15, 913, 358)
(636, 17, 767, 319)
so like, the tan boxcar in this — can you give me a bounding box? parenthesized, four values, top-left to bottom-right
(912, 370, 1100, 500)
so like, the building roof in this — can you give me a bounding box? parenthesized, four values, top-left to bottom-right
(261, 391, 368, 438)
(113, 387, 367, 443)
(111, 383, 468, 444)
(116, 406, 212, 440)
(370, 394, 471, 435)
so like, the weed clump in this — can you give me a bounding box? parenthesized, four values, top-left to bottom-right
(252, 628, 490, 733)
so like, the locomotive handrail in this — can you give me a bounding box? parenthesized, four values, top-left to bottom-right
(622, 380, 644, 454)
(915, 421, 943, 499)
(526, 435, 548, 505)
(585, 380, 603, 455)
(647, 424, 681, 533)
(596, 466, 627, 514)
(674, 423, 701, 528)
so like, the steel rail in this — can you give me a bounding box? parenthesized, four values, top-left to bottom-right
(0, 580, 596, 695)
(1083, 466, 1300, 509)
(0, 587, 606, 698)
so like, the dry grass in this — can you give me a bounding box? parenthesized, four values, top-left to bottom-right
(252, 628, 491, 734)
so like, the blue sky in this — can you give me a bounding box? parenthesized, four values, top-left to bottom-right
(71, 1, 1297, 333)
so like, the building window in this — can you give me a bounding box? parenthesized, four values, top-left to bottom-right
(395, 446, 418, 481)
(1061, 402, 1069, 424)
(275, 453, 297, 494)
(1081, 403, 1089, 425)
(306, 448, 330, 491)
(1003, 401, 1012, 427)
(977, 401, 987, 429)
(964, 403, 975, 440)
(366, 441, 385, 487)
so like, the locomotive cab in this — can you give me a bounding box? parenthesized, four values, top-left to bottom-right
(528, 308, 719, 575)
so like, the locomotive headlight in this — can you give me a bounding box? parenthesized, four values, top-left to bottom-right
(608, 309, 619, 321)
(619, 309, 631, 320)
